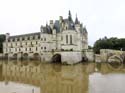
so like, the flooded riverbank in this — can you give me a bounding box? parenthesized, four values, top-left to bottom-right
(0, 61, 125, 93)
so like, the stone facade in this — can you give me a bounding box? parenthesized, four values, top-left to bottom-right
(2, 11, 88, 64)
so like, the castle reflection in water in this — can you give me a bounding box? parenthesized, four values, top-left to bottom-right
(0, 61, 125, 93)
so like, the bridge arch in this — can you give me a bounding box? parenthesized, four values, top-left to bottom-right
(13, 53, 17, 59)
(107, 54, 123, 70)
(23, 53, 28, 60)
(4, 53, 8, 59)
(51, 53, 61, 63)
(33, 53, 40, 60)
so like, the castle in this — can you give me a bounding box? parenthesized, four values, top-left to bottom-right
(3, 11, 88, 64)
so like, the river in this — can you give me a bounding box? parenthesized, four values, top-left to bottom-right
(0, 61, 125, 93)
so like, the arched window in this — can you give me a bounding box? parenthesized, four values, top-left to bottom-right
(70, 35, 72, 44)
(66, 35, 68, 44)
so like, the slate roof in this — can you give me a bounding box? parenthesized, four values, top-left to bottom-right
(53, 20, 60, 33)
(8, 32, 40, 39)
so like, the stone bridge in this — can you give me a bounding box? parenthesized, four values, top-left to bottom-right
(100, 49, 125, 63)
(4, 51, 83, 64)
(41, 51, 83, 64)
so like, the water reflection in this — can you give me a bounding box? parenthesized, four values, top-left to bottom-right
(89, 63, 125, 93)
(0, 61, 125, 93)
(0, 61, 93, 93)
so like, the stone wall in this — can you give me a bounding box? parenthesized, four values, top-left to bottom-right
(95, 54, 101, 63)
(60, 52, 82, 64)
(95, 49, 125, 63)
(83, 49, 94, 62)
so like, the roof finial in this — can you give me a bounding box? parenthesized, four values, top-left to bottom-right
(69, 10, 71, 16)
(75, 13, 79, 24)
(46, 21, 48, 26)
(68, 10, 73, 22)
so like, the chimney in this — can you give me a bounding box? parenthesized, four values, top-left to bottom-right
(59, 16, 63, 23)
(50, 20, 53, 24)
(50, 20, 54, 29)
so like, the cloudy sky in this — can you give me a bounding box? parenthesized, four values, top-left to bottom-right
(0, 0, 125, 45)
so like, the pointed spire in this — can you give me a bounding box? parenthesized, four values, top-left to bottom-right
(46, 21, 48, 26)
(68, 10, 73, 22)
(75, 14, 79, 24)
(46, 21, 48, 25)
(69, 10, 71, 16)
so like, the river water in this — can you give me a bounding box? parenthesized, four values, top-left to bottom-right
(0, 61, 125, 93)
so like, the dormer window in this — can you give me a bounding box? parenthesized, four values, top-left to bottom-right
(27, 37, 30, 40)
(17, 38, 19, 41)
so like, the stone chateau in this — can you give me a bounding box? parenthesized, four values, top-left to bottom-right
(3, 11, 88, 64)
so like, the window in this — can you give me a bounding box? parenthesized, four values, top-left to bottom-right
(33, 36, 35, 40)
(28, 37, 30, 40)
(38, 35, 40, 39)
(22, 37, 24, 40)
(20, 42, 22, 47)
(36, 41, 38, 44)
(44, 47, 46, 50)
(29, 48, 31, 51)
(36, 47, 38, 51)
(41, 38, 43, 41)
(17, 38, 19, 41)
(15, 48, 17, 51)
(25, 42, 27, 45)
(41, 47, 43, 49)
(66, 26, 67, 30)
(25, 48, 27, 51)
(70, 35, 72, 44)
(44, 38, 46, 41)
(61, 36, 63, 40)
(9, 48, 11, 52)
(13, 38, 15, 42)
(19, 48, 21, 51)
(66, 35, 68, 44)
(11, 43, 12, 47)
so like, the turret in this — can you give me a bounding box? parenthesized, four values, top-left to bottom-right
(83, 26, 88, 34)
(75, 24, 81, 32)
(49, 20, 54, 29)
(75, 14, 80, 24)
(68, 10, 73, 22)
(59, 16, 63, 23)
(40, 25, 43, 32)
(5, 33, 10, 42)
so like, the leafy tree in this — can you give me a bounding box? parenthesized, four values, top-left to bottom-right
(0, 34, 6, 53)
(88, 45, 93, 49)
(93, 37, 125, 54)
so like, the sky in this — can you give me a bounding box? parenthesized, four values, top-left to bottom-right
(0, 0, 125, 46)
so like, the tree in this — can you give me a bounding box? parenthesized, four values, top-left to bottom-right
(0, 34, 6, 53)
(93, 37, 125, 54)
(88, 45, 93, 49)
